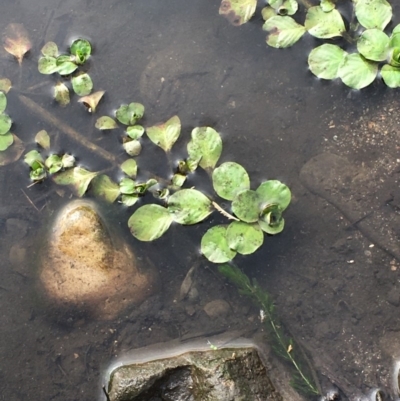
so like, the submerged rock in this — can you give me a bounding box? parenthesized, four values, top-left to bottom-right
(39, 200, 158, 320)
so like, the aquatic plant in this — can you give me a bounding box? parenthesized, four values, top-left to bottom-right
(218, 263, 321, 397)
(220, 0, 400, 89)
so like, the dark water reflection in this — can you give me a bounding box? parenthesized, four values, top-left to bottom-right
(1, 0, 400, 400)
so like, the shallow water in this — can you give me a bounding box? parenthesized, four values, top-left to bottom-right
(2, 0, 400, 400)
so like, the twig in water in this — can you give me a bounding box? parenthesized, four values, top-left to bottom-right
(212, 201, 239, 221)
(20, 188, 39, 211)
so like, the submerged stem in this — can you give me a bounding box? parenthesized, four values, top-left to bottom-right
(212, 201, 239, 221)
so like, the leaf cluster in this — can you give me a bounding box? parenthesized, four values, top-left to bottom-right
(218, 264, 320, 397)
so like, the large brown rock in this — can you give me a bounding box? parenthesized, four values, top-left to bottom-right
(39, 200, 158, 320)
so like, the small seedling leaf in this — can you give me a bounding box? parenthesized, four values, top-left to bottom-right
(116, 103, 145, 125)
(187, 127, 222, 171)
(35, 130, 50, 150)
(308, 44, 347, 79)
(70, 38, 91, 64)
(52, 167, 98, 197)
(78, 90, 105, 113)
(168, 188, 212, 225)
(128, 204, 173, 241)
(261, 7, 276, 21)
(381, 64, 400, 88)
(38, 56, 58, 74)
(91, 174, 120, 203)
(354, 0, 392, 30)
(126, 125, 145, 140)
(219, 0, 257, 26)
(120, 177, 136, 195)
(0, 78, 11, 93)
(338, 53, 378, 89)
(121, 194, 139, 207)
(120, 159, 137, 178)
(41, 42, 58, 57)
(24, 149, 44, 167)
(201, 225, 237, 263)
(212, 161, 250, 200)
(258, 211, 285, 234)
(56, 55, 78, 75)
(357, 29, 389, 62)
(45, 154, 63, 174)
(263, 16, 306, 48)
(71, 73, 93, 96)
(305, 7, 345, 39)
(0, 114, 12, 135)
(171, 173, 186, 188)
(146, 115, 181, 152)
(256, 180, 291, 210)
(95, 116, 118, 130)
(3, 23, 31, 65)
(226, 221, 264, 255)
(320, 0, 335, 12)
(54, 82, 70, 107)
(123, 139, 142, 156)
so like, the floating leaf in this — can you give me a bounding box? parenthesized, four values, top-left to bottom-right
(91, 174, 120, 203)
(126, 125, 144, 140)
(123, 139, 142, 156)
(0, 134, 24, 165)
(231, 190, 261, 223)
(56, 55, 78, 75)
(54, 82, 70, 107)
(171, 173, 186, 188)
(212, 162, 250, 201)
(38, 57, 58, 75)
(258, 204, 285, 234)
(308, 44, 347, 80)
(135, 179, 157, 195)
(61, 154, 75, 168)
(201, 225, 237, 263)
(168, 188, 212, 225)
(41, 42, 58, 57)
(52, 167, 98, 197)
(178, 156, 202, 174)
(388, 47, 400, 68)
(187, 127, 222, 171)
(154, 188, 170, 200)
(354, 0, 392, 30)
(381, 64, 400, 88)
(70, 38, 91, 64)
(219, 0, 257, 26)
(226, 221, 264, 255)
(24, 149, 44, 167)
(78, 90, 105, 112)
(305, 7, 345, 39)
(120, 177, 136, 194)
(120, 159, 137, 178)
(0, 114, 12, 135)
(128, 204, 173, 241)
(263, 16, 306, 48)
(35, 130, 50, 150)
(0, 132, 13, 151)
(146, 115, 181, 152)
(116, 103, 145, 125)
(275, 0, 298, 16)
(45, 154, 63, 174)
(30, 167, 46, 181)
(3, 23, 31, 65)
(0, 78, 11, 93)
(261, 7, 276, 21)
(338, 53, 378, 89)
(0, 92, 7, 114)
(121, 195, 139, 207)
(256, 180, 291, 210)
(71, 73, 93, 96)
(95, 116, 118, 130)
(320, 0, 335, 12)
(357, 29, 389, 61)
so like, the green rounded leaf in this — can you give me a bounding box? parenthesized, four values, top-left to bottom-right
(389, 32, 400, 49)
(231, 190, 261, 223)
(168, 188, 212, 225)
(187, 127, 222, 171)
(0, 114, 12, 135)
(201, 225, 237, 263)
(128, 204, 173, 241)
(0, 92, 7, 113)
(381, 64, 400, 88)
(212, 162, 250, 201)
(71, 73, 93, 96)
(123, 139, 142, 156)
(56, 55, 78, 75)
(388, 47, 400, 68)
(354, 0, 392, 30)
(121, 195, 139, 207)
(357, 29, 389, 61)
(338, 53, 378, 89)
(127, 125, 145, 140)
(258, 216, 285, 234)
(226, 221, 264, 255)
(320, 0, 335, 12)
(305, 7, 345, 39)
(0, 78, 12, 94)
(120, 177, 136, 195)
(261, 6, 276, 21)
(70, 39, 91, 64)
(0, 132, 13, 151)
(35, 130, 50, 150)
(24, 150, 44, 167)
(256, 180, 291, 210)
(52, 167, 98, 197)
(54, 82, 70, 107)
(308, 44, 347, 80)
(95, 116, 118, 130)
(45, 154, 63, 174)
(263, 16, 306, 48)
(146, 115, 181, 152)
(91, 174, 120, 203)
(120, 159, 137, 178)
(41, 41, 58, 57)
(116, 103, 145, 125)
(171, 173, 186, 188)
(38, 56, 58, 74)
